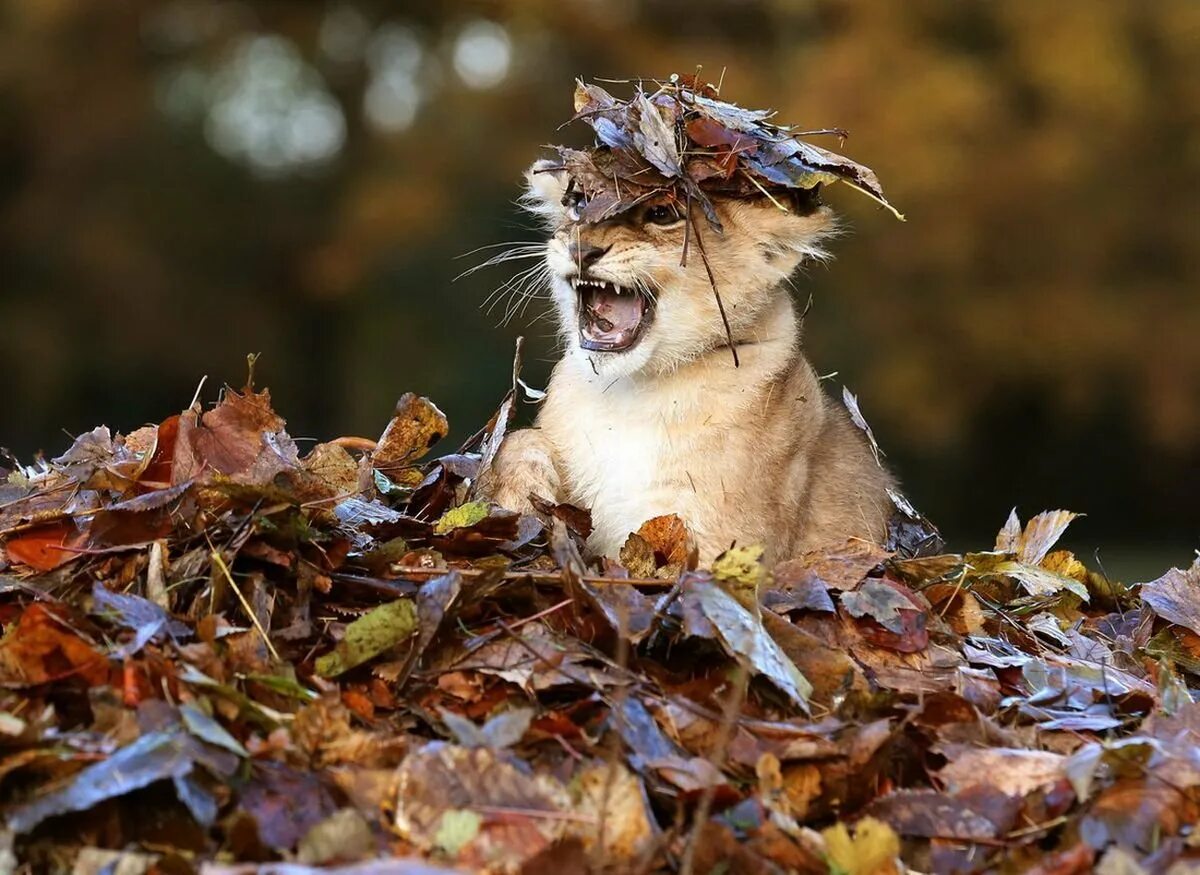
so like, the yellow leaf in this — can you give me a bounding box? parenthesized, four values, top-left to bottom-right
(434, 501, 490, 534)
(823, 817, 900, 875)
(713, 544, 767, 589)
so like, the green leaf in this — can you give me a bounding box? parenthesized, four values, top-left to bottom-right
(315, 598, 418, 677)
(181, 702, 248, 758)
(240, 672, 318, 701)
(434, 501, 490, 535)
(435, 809, 482, 855)
(373, 469, 412, 500)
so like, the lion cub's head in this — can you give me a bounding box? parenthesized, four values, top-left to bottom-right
(524, 159, 836, 377)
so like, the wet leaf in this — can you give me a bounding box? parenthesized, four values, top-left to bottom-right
(864, 789, 1007, 842)
(171, 387, 296, 485)
(841, 579, 917, 634)
(434, 809, 482, 855)
(632, 91, 681, 178)
(439, 707, 533, 750)
(296, 808, 375, 865)
(181, 702, 249, 758)
(937, 746, 1065, 797)
(238, 762, 344, 853)
(842, 577, 929, 652)
(621, 513, 694, 578)
(92, 582, 191, 656)
(570, 762, 656, 862)
(777, 539, 889, 593)
(0, 602, 108, 686)
(843, 386, 883, 467)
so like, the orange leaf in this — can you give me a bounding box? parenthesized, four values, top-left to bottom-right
(0, 603, 108, 686)
(4, 521, 82, 571)
(138, 414, 179, 485)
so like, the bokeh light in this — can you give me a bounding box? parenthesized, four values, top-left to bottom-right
(205, 35, 346, 174)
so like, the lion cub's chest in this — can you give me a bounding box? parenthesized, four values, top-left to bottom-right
(546, 379, 711, 556)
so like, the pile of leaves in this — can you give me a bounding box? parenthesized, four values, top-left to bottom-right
(555, 75, 902, 230)
(3, 371, 1200, 875)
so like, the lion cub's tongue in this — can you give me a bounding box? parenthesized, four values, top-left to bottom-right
(580, 285, 644, 349)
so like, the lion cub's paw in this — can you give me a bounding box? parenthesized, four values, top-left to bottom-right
(477, 428, 560, 515)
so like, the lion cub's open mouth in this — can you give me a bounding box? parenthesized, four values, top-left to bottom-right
(573, 277, 653, 352)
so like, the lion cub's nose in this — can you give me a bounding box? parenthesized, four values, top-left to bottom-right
(567, 241, 610, 272)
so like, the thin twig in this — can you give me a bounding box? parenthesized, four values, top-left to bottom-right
(373, 565, 677, 589)
(211, 549, 281, 662)
(679, 663, 749, 875)
(188, 374, 209, 410)
(470, 805, 597, 824)
(690, 218, 739, 368)
(597, 600, 632, 866)
(327, 436, 378, 452)
(680, 190, 693, 267)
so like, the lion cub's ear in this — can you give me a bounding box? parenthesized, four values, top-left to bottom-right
(521, 159, 570, 228)
(746, 199, 838, 264)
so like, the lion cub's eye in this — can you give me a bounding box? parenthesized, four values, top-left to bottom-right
(563, 187, 585, 222)
(644, 204, 682, 226)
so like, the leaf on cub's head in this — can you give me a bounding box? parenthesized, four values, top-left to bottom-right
(554, 75, 903, 227)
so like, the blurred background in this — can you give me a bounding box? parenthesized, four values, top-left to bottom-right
(1, 1, 1197, 577)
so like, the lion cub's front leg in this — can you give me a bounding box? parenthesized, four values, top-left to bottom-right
(477, 428, 561, 514)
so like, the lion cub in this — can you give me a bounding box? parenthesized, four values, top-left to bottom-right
(479, 162, 894, 562)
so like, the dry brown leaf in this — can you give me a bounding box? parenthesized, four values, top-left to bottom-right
(371, 394, 448, 476)
(568, 762, 656, 862)
(995, 509, 1080, 566)
(393, 742, 571, 871)
(1140, 558, 1200, 637)
(937, 746, 1065, 797)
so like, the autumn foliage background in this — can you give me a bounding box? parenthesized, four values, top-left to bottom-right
(1, 1, 1197, 575)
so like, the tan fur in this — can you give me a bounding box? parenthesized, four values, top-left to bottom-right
(477, 161, 894, 562)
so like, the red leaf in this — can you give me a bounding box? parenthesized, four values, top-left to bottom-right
(138, 414, 179, 485)
(4, 520, 83, 571)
